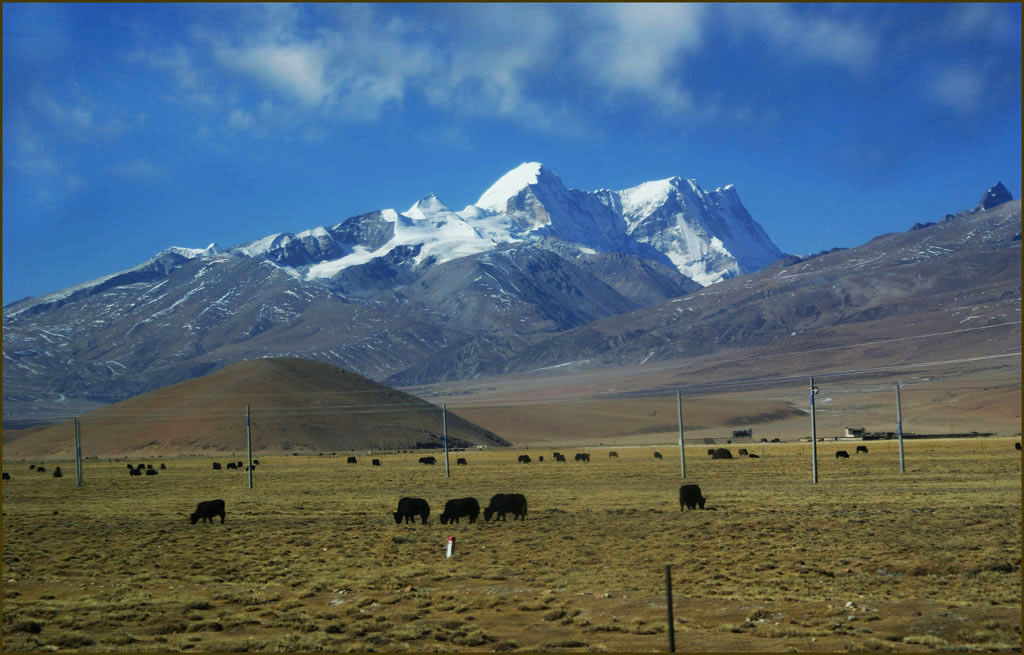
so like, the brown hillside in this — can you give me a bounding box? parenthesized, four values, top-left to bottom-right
(1, 358, 509, 460)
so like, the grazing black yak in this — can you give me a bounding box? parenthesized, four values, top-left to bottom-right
(190, 499, 226, 524)
(440, 497, 480, 524)
(679, 484, 706, 510)
(484, 494, 528, 521)
(836, 450, 850, 459)
(393, 497, 430, 524)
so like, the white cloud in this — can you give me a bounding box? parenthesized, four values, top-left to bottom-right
(723, 5, 878, 73)
(574, 4, 706, 111)
(3, 118, 60, 175)
(928, 66, 985, 114)
(228, 108, 255, 130)
(28, 88, 141, 141)
(127, 4, 902, 137)
(66, 174, 86, 190)
(942, 4, 1017, 42)
(216, 42, 329, 106)
(127, 43, 216, 107)
(111, 159, 162, 180)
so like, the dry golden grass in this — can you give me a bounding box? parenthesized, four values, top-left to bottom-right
(2, 439, 1020, 652)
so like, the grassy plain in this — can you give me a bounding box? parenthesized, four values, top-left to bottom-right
(2, 438, 1021, 652)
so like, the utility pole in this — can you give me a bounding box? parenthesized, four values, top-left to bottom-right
(677, 391, 686, 479)
(810, 377, 819, 484)
(442, 403, 450, 479)
(74, 417, 83, 487)
(246, 405, 253, 489)
(896, 384, 905, 474)
(665, 565, 676, 653)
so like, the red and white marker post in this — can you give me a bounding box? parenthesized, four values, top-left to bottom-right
(446, 536, 455, 559)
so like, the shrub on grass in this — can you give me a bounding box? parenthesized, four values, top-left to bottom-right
(8, 619, 43, 633)
(451, 628, 493, 646)
(544, 608, 567, 621)
(492, 639, 519, 651)
(845, 637, 900, 651)
(51, 631, 96, 648)
(903, 634, 949, 648)
(100, 633, 138, 646)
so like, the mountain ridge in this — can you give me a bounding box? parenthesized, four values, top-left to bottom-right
(3, 171, 1016, 429)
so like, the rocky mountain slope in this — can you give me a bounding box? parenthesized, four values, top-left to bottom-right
(387, 194, 1021, 385)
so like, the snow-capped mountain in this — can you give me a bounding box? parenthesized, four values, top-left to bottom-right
(474, 162, 783, 284)
(2, 162, 778, 422)
(216, 162, 781, 290)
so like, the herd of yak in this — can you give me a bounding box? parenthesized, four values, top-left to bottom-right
(189, 486, 704, 528)
(7, 443, 1021, 524)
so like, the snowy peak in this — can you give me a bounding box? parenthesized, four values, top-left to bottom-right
(158, 243, 222, 259)
(616, 174, 783, 285)
(405, 193, 452, 220)
(475, 162, 566, 213)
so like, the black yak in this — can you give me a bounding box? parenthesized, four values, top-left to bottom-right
(440, 497, 480, 524)
(484, 494, 527, 521)
(393, 497, 430, 524)
(190, 499, 226, 524)
(679, 484, 706, 511)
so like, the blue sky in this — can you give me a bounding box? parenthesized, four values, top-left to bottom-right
(3, 3, 1021, 303)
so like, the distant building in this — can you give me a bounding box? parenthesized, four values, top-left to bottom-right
(731, 428, 753, 440)
(845, 427, 866, 437)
